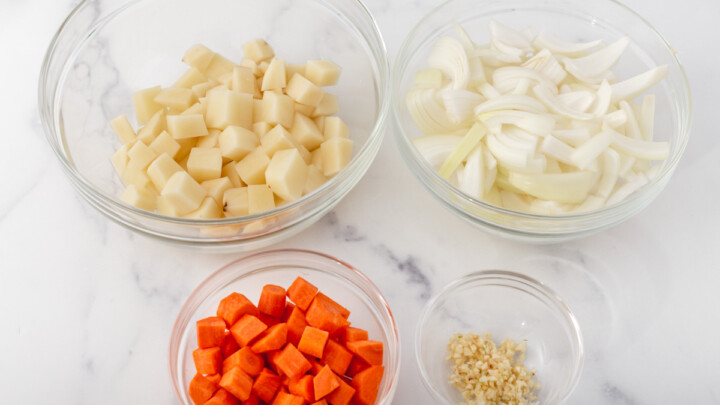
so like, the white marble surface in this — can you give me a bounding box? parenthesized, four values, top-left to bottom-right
(2, 0, 720, 403)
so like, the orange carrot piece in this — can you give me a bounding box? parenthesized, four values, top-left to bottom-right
(241, 394, 261, 405)
(230, 314, 268, 347)
(288, 374, 315, 403)
(193, 347, 223, 375)
(258, 312, 281, 328)
(252, 368, 283, 403)
(308, 357, 325, 375)
(220, 367, 254, 401)
(298, 326, 329, 358)
(313, 365, 340, 400)
(271, 390, 304, 405)
(282, 302, 296, 322)
(223, 346, 264, 376)
(311, 400, 328, 405)
(341, 327, 368, 344)
(351, 365, 384, 405)
(321, 339, 353, 376)
(286, 307, 308, 346)
(345, 356, 370, 378)
(266, 350, 284, 376)
(275, 343, 312, 380)
(221, 332, 240, 358)
(251, 323, 288, 353)
(189, 373, 218, 405)
(218, 292, 259, 327)
(325, 376, 355, 405)
(258, 284, 287, 318)
(305, 297, 350, 336)
(315, 293, 350, 319)
(206, 373, 222, 386)
(205, 388, 240, 405)
(345, 340, 383, 366)
(197, 317, 227, 349)
(286, 277, 318, 311)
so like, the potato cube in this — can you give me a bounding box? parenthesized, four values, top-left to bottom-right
(111, 144, 129, 175)
(161, 171, 207, 215)
(148, 131, 181, 158)
(261, 125, 297, 157)
(265, 149, 308, 201)
(252, 99, 264, 123)
(137, 109, 167, 144)
(286, 64, 306, 82)
(147, 153, 184, 191)
(121, 163, 152, 190)
(174, 67, 207, 89)
(175, 137, 198, 161)
(205, 90, 253, 130)
(127, 141, 157, 170)
(184, 196, 222, 219)
(290, 112, 324, 150)
(187, 147, 222, 182)
(253, 121, 272, 138)
(205, 53, 238, 81)
(303, 165, 329, 195)
(261, 58, 287, 91)
(222, 161, 245, 188)
(258, 61, 270, 75)
(206, 84, 230, 98)
(201, 177, 233, 205)
(247, 184, 275, 214)
(323, 116, 349, 139)
(154, 87, 196, 112)
(240, 58, 260, 77)
(181, 103, 204, 116)
(197, 129, 221, 148)
(286, 74, 324, 107)
(305, 60, 341, 87)
(314, 116, 326, 133)
(242, 39, 275, 63)
(294, 102, 314, 117)
(133, 86, 163, 125)
(191, 81, 214, 98)
(217, 72, 233, 87)
(219, 126, 258, 161)
(223, 187, 249, 217)
(121, 184, 157, 211)
(110, 114, 136, 144)
(310, 148, 323, 170)
(232, 67, 255, 94)
(311, 93, 339, 117)
(157, 195, 180, 217)
(320, 137, 353, 177)
(262, 91, 294, 129)
(167, 114, 208, 139)
(297, 144, 312, 165)
(183, 44, 215, 72)
(237, 147, 270, 185)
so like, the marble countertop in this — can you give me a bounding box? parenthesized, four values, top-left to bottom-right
(2, 0, 719, 403)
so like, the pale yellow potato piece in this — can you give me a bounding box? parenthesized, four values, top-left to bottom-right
(310, 148, 323, 170)
(219, 126, 259, 161)
(184, 196, 222, 219)
(183, 44, 214, 72)
(137, 109, 166, 144)
(261, 58, 287, 91)
(265, 148, 308, 201)
(206, 84, 230, 98)
(222, 161, 245, 188)
(192, 81, 214, 98)
(311, 93, 339, 117)
(121, 163, 153, 190)
(314, 116, 326, 133)
(240, 58, 260, 77)
(223, 187, 249, 217)
(148, 131, 181, 159)
(305, 60, 341, 87)
(232, 66, 255, 94)
(181, 103, 204, 116)
(253, 121, 272, 138)
(323, 116, 349, 139)
(321, 137, 353, 177)
(157, 195, 180, 217)
(303, 165, 329, 195)
(127, 141, 157, 170)
(110, 114, 136, 144)
(174, 67, 207, 89)
(286, 64, 306, 82)
(197, 129, 221, 148)
(133, 86, 163, 125)
(161, 171, 207, 215)
(261, 125, 297, 157)
(286, 74, 324, 107)
(205, 53, 238, 81)
(121, 184, 157, 211)
(243, 39, 275, 63)
(111, 144, 129, 175)
(147, 153, 184, 191)
(237, 146, 270, 185)
(187, 147, 222, 182)
(252, 99, 264, 123)
(175, 137, 198, 161)
(290, 112, 324, 150)
(262, 91, 294, 129)
(217, 72, 234, 87)
(205, 89, 253, 130)
(247, 184, 275, 214)
(154, 87, 196, 111)
(294, 102, 314, 117)
(258, 61, 270, 75)
(167, 114, 208, 139)
(201, 177, 233, 205)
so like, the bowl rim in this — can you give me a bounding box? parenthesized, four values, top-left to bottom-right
(169, 248, 401, 404)
(415, 269, 584, 404)
(391, 0, 692, 226)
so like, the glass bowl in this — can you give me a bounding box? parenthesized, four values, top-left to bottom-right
(392, 0, 692, 242)
(416, 270, 583, 404)
(169, 249, 400, 404)
(39, 0, 389, 250)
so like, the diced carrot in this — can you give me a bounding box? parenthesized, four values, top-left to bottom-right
(221, 332, 240, 358)
(218, 292, 259, 327)
(197, 317, 227, 349)
(205, 388, 240, 405)
(345, 340, 383, 366)
(345, 356, 370, 378)
(315, 293, 350, 319)
(350, 365, 384, 405)
(271, 390, 304, 405)
(288, 374, 315, 403)
(206, 374, 222, 386)
(266, 350, 284, 376)
(341, 327, 368, 344)
(286, 307, 308, 346)
(252, 368, 283, 403)
(305, 296, 350, 336)
(223, 346, 265, 376)
(258, 284, 287, 318)
(275, 343, 312, 380)
(308, 357, 325, 375)
(193, 347, 222, 375)
(313, 365, 340, 400)
(251, 323, 288, 353)
(189, 373, 218, 405)
(311, 400, 328, 405)
(230, 314, 268, 347)
(286, 277, 318, 311)
(258, 312, 281, 328)
(298, 326, 329, 358)
(282, 302, 296, 322)
(321, 340, 353, 376)
(324, 376, 355, 405)
(241, 394, 261, 405)
(220, 367, 254, 401)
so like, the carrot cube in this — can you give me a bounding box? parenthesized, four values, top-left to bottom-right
(341, 327, 368, 344)
(266, 350, 284, 376)
(288, 374, 315, 403)
(325, 376, 355, 405)
(223, 346, 264, 376)
(315, 293, 350, 319)
(275, 343, 312, 380)
(346, 340, 383, 366)
(189, 373, 218, 405)
(286, 277, 318, 310)
(313, 365, 340, 400)
(298, 326, 329, 358)
(282, 302, 296, 322)
(321, 339, 353, 376)
(220, 367, 254, 401)
(305, 296, 349, 336)
(241, 394, 261, 405)
(221, 332, 240, 358)
(258, 312, 281, 328)
(345, 356, 370, 378)
(286, 306, 308, 346)
(193, 347, 222, 375)
(230, 314, 268, 347)
(311, 400, 328, 405)
(271, 390, 304, 405)
(206, 373, 222, 385)
(205, 388, 240, 405)
(251, 323, 288, 353)
(308, 357, 325, 375)
(351, 365, 384, 405)
(252, 368, 283, 403)
(258, 284, 287, 318)
(197, 317, 227, 349)
(218, 292, 259, 327)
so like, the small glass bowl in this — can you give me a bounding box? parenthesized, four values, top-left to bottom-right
(416, 270, 584, 404)
(169, 249, 400, 404)
(39, 0, 389, 250)
(392, 0, 692, 242)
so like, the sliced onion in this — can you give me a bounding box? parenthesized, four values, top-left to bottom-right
(412, 134, 463, 168)
(428, 36, 470, 90)
(563, 37, 630, 83)
(533, 30, 602, 56)
(508, 171, 597, 203)
(611, 65, 668, 102)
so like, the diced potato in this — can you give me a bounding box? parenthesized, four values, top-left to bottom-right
(187, 147, 222, 182)
(191, 81, 214, 98)
(252, 99, 264, 123)
(305, 60, 341, 87)
(217, 72, 233, 87)
(258, 61, 270, 75)
(136, 109, 167, 144)
(286, 74, 325, 107)
(265, 149, 308, 201)
(311, 93, 339, 117)
(320, 137, 353, 177)
(205, 89, 253, 130)
(223, 187, 249, 217)
(201, 177, 233, 205)
(253, 121, 272, 138)
(290, 112, 324, 150)
(157, 195, 180, 217)
(181, 102, 204, 116)
(133, 86, 163, 125)
(110, 114, 136, 144)
(294, 102, 314, 117)
(111, 144, 129, 175)
(303, 165, 329, 195)
(247, 184, 275, 214)
(173, 67, 207, 89)
(261, 58, 287, 91)
(184, 196, 222, 219)
(197, 128, 221, 148)
(121, 163, 153, 190)
(323, 116, 349, 139)
(222, 161, 245, 188)
(147, 153, 184, 191)
(314, 116, 326, 133)
(240, 58, 260, 77)
(127, 141, 157, 170)
(310, 148, 323, 170)
(167, 114, 208, 139)
(121, 184, 158, 211)
(237, 147, 270, 185)
(183, 44, 215, 72)
(154, 87, 196, 112)
(286, 64, 306, 82)
(219, 126, 259, 161)
(148, 131, 181, 159)
(262, 91, 294, 129)
(242, 39, 275, 63)
(232, 66, 255, 94)
(206, 84, 230, 98)
(297, 145, 312, 165)
(261, 125, 297, 157)
(175, 137, 198, 161)
(205, 53, 238, 81)
(161, 171, 207, 215)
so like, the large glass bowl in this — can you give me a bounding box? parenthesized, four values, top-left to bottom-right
(39, 0, 389, 250)
(392, 0, 691, 242)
